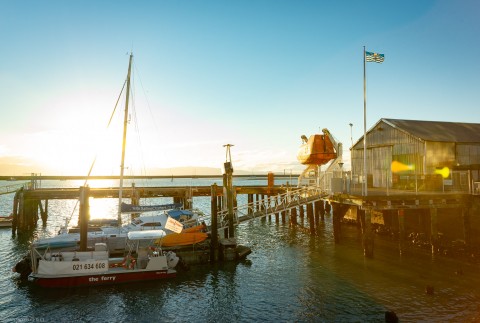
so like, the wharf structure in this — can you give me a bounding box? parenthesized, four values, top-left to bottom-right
(9, 180, 290, 233)
(319, 118, 480, 257)
(6, 118, 480, 260)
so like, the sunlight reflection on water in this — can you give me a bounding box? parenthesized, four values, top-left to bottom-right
(0, 179, 479, 322)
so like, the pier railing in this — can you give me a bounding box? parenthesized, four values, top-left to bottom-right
(0, 182, 29, 196)
(216, 185, 327, 230)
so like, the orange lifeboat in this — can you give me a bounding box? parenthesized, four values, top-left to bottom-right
(158, 232, 208, 247)
(297, 134, 336, 165)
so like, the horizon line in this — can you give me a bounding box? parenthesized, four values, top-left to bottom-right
(0, 173, 301, 181)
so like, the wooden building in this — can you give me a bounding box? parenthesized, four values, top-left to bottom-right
(350, 118, 480, 193)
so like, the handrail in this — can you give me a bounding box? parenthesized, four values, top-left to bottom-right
(216, 185, 326, 230)
(0, 182, 29, 196)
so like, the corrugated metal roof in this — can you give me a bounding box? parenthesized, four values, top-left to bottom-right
(382, 118, 480, 143)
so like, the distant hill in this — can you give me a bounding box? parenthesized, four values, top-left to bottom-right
(147, 167, 222, 176)
(147, 166, 260, 176)
(0, 160, 287, 177)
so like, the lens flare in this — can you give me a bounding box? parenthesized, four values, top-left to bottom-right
(391, 161, 414, 173)
(435, 167, 450, 178)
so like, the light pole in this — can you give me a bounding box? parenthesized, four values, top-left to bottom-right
(349, 123, 353, 148)
(349, 123, 353, 192)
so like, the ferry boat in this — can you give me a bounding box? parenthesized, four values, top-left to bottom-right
(28, 230, 179, 288)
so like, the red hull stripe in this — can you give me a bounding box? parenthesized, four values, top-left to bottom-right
(31, 270, 176, 288)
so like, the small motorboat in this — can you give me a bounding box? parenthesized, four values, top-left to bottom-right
(27, 230, 179, 288)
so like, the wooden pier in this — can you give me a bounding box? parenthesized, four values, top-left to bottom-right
(9, 183, 290, 234)
(7, 177, 480, 261)
(327, 187, 480, 258)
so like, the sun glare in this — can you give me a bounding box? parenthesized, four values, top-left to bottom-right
(434, 166, 450, 178)
(391, 161, 414, 173)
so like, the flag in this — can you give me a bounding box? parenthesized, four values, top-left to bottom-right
(365, 51, 384, 63)
(165, 216, 183, 233)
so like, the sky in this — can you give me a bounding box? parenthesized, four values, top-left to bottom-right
(1, 0, 479, 176)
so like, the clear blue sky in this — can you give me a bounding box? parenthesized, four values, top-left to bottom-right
(1, 0, 479, 175)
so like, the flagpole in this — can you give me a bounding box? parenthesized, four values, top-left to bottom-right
(363, 46, 368, 196)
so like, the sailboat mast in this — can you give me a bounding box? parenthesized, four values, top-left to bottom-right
(118, 53, 133, 226)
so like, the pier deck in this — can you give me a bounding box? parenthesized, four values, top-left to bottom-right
(19, 185, 288, 200)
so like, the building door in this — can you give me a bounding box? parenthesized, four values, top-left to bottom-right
(371, 146, 392, 188)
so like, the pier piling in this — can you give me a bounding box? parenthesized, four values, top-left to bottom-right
(79, 186, 90, 251)
(314, 201, 320, 229)
(307, 203, 315, 235)
(290, 207, 297, 226)
(360, 208, 374, 258)
(319, 200, 325, 221)
(210, 184, 218, 263)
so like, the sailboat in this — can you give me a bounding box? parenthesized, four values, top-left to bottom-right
(26, 54, 180, 287)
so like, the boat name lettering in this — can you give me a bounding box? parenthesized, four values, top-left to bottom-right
(89, 276, 116, 282)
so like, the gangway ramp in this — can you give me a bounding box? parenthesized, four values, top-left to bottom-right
(217, 186, 327, 231)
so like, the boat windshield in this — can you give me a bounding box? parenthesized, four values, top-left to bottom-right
(131, 218, 143, 226)
(141, 222, 162, 227)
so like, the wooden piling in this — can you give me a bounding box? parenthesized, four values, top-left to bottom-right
(275, 197, 280, 222)
(325, 201, 331, 216)
(184, 188, 193, 210)
(224, 162, 235, 238)
(39, 200, 48, 226)
(131, 183, 140, 206)
(319, 200, 325, 221)
(17, 191, 24, 232)
(12, 190, 19, 235)
(307, 203, 315, 235)
(217, 196, 222, 212)
(210, 184, 218, 263)
(24, 199, 38, 230)
(290, 207, 297, 226)
(173, 196, 182, 205)
(314, 201, 320, 229)
(248, 194, 253, 215)
(360, 208, 374, 258)
(79, 186, 90, 251)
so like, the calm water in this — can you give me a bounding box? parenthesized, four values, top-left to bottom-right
(1, 179, 479, 322)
